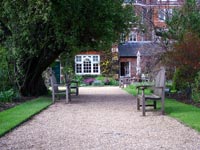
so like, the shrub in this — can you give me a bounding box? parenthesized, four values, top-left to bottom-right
(109, 78, 119, 86)
(83, 78, 95, 85)
(74, 75, 83, 85)
(92, 80, 104, 86)
(0, 89, 15, 102)
(172, 68, 188, 91)
(104, 78, 110, 85)
(192, 72, 200, 102)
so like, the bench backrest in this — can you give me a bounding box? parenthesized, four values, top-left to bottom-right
(50, 70, 59, 93)
(153, 67, 166, 97)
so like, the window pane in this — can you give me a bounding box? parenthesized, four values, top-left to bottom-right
(83, 59, 91, 73)
(158, 9, 166, 21)
(76, 56, 82, 62)
(76, 64, 82, 73)
(129, 31, 137, 41)
(93, 56, 99, 62)
(93, 63, 99, 73)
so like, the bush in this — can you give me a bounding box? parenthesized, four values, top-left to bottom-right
(192, 72, 200, 102)
(172, 68, 188, 91)
(0, 89, 15, 102)
(83, 78, 95, 85)
(92, 80, 104, 86)
(109, 78, 119, 86)
(0, 46, 15, 91)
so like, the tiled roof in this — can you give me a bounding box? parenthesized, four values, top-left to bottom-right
(118, 42, 163, 57)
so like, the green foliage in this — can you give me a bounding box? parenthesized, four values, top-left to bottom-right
(0, 97, 52, 137)
(73, 75, 83, 85)
(124, 83, 152, 96)
(0, 0, 135, 96)
(172, 69, 186, 91)
(0, 46, 15, 91)
(0, 89, 14, 102)
(192, 71, 200, 102)
(166, 0, 200, 40)
(156, 98, 200, 132)
(162, 1, 200, 90)
(92, 80, 104, 86)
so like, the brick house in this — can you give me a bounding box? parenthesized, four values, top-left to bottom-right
(119, 0, 184, 78)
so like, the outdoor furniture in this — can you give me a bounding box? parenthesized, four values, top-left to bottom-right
(119, 77, 135, 88)
(50, 71, 69, 103)
(65, 74, 79, 102)
(136, 67, 166, 116)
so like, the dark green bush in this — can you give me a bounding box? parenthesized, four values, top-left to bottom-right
(0, 89, 15, 102)
(192, 71, 200, 102)
(172, 68, 188, 91)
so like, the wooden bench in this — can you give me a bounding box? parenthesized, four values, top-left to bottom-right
(136, 67, 166, 116)
(119, 77, 135, 88)
(50, 71, 69, 103)
(65, 74, 79, 102)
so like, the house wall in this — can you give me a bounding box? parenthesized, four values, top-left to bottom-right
(120, 57, 137, 77)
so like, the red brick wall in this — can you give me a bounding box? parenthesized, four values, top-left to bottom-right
(120, 57, 137, 77)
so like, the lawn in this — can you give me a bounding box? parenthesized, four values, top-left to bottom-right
(125, 84, 200, 132)
(0, 97, 52, 137)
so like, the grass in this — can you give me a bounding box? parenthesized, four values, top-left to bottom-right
(125, 84, 200, 132)
(160, 99, 200, 132)
(0, 97, 52, 137)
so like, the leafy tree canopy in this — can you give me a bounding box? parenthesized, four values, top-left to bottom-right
(166, 0, 200, 40)
(163, 0, 200, 90)
(0, 0, 135, 96)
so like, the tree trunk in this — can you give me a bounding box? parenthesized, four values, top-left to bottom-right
(19, 49, 62, 96)
(20, 74, 48, 96)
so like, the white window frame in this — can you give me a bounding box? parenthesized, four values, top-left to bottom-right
(158, 9, 173, 22)
(75, 55, 100, 75)
(120, 33, 126, 43)
(128, 31, 137, 42)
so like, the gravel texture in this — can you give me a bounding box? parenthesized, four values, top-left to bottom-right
(0, 86, 200, 150)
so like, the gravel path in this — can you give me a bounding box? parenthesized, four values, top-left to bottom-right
(0, 86, 200, 150)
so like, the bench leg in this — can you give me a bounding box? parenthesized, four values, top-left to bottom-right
(76, 87, 79, 96)
(142, 98, 146, 116)
(153, 101, 157, 109)
(65, 87, 69, 104)
(137, 97, 140, 110)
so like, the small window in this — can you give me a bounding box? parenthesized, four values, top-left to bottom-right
(120, 33, 126, 43)
(158, 9, 173, 21)
(93, 64, 99, 73)
(93, 56, 99, 62)
(129, 31, 137, 41)
(76, 64, 82, 73)
(158, 9, 166, 21)
(76, 56, 82, 62)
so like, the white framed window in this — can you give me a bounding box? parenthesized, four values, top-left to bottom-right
(75, 55, 82, 62)
(76, 64, 82, 73)
(93, 56, 99, 62)
(120, 33, 126, 43)
(128, 31, 137, 42)
(75, 55, 100, 75)
(158, 9, 173, 22)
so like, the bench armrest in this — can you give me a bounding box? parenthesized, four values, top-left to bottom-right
(136, 85, 153, 95)
(136, 85, 153, 90)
